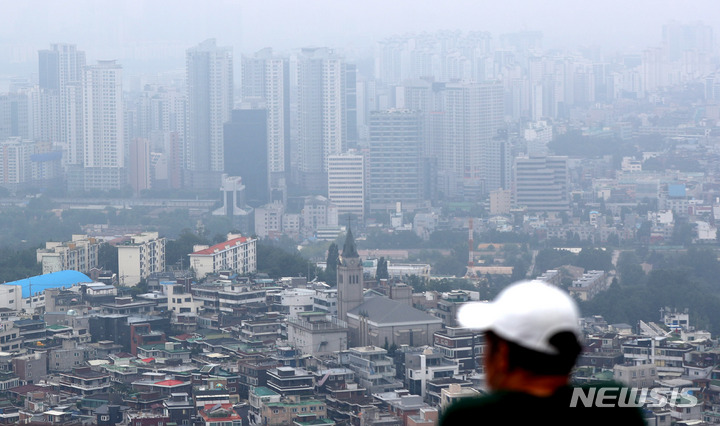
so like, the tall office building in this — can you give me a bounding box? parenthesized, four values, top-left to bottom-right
(80, 60, 125, 190)
(186, 39, 233, 190)
(290, 48, 353, 194)
(368, 109, 425, 213)
(328, 150, 365, 221)
(241, 48, 290, 200)
(514, 156, 569, 213)
(223, 108, 268, 206)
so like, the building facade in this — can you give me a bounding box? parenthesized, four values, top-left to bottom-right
(188, 236, 257, 278)
(328, 150, 365, 221)
(186, 39, 233, 189)
(368, 110, 424, 212)
(80, 60, 125, 191)
(117, 232, 166, 287)
(37, 234, 100, 275)
(514, 155, 570, 213)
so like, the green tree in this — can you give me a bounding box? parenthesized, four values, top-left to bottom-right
(98, 243, 119, 274)
(376, 257, 389, 280)
(165, 230, 209, 268)
(257, 242, 316, 279)
(324, 243, 339, 285)
(574, 248, 612, 271)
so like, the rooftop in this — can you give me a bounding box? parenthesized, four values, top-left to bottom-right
(191, 237, 252, 255)
(2, 270, 93, 298)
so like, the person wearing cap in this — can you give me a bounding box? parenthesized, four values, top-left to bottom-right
(439, 280, 645, 426)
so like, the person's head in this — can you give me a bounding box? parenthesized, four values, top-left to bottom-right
(457, 280, 583, 390)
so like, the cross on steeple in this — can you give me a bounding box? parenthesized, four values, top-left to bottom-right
(342, 216, 359, 258)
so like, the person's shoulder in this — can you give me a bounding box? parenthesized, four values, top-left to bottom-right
(562, 383, 647, 426)
(439, 391, 544, 426)
(439, 392, 510, 426)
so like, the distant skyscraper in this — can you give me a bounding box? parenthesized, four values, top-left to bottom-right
(514, 156, 569, 213)
(185, 39, 233, 189)
(662, 21, 714, 62)
(223, 108, 268, 206)
(432, 81, 504, 198)
(290, 48, 352, 194)
(368, 109, 425, 213)
(80, 60, 125, 190)
(328, 150, 365, 221)
(241, 48, 290, 200)
(38, 44, 85, 92)
(38, 44, 86, 164)
(129, 138, 150, 194)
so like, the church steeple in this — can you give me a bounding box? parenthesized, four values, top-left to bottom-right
(342, 226, 359, 260)
(337, 223, 363, 322)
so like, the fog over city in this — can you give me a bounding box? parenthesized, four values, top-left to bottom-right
(1, 1, 720, 425)
(2, 0, 719, 65)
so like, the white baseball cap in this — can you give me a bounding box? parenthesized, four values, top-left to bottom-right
(457, 280, 582, 355)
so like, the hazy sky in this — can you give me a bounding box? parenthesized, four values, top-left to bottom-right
(1, 0, 719, 65)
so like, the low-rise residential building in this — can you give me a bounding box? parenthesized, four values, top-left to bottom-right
(191, 281, 266, 314)
(198, 403, 242, 426)
(568, 270, 608, 301)
(117, 232, 166, 287)
(621, 337, 694, 375)
(261, 395, 327, 426)
(432, 327, 483, 374)
(11, 352, 46, 384)
(339, 346, 403, 395)
(36, 235, 100, 275)
(136, 342, 191, 364)
(266, 367, 314, 398)
(57, 367, 112, 396)
(405, 347, 460, 399)
(188, 235, 257, 279)
(614, 360, 658, 388)
(440, 383, 481, 411)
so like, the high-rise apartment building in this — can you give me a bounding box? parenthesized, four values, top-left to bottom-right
(38, 44, 86, 166)
(241, 49, 290, 199)
(327, 150, 365, 221)
(290, 48, 353, 194)
(80, 60, 125, 190)
(514, 156, 569, 213)
(432, 82, 505, 198)
(368, 110, 425, 213)
(185, 39, 233, 189)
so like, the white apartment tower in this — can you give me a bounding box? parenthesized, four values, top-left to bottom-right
(117, 232, 166, 287)
(242, 49, 289, 198)
(81, 60, 125, 190)
(291, 48, 347, 194)
(434, 82, 505, 197)
(327, 150, 365, 221)
(38, 44, 86, 166)
(186, 39, 233, 189)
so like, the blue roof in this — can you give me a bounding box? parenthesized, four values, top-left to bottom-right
(2, 270, 93, 298)
(668, 184, 686, 198)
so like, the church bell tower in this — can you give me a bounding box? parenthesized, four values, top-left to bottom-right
(337, 226, 364, 322)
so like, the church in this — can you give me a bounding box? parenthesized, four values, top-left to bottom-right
(337, 228, 443, 348)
